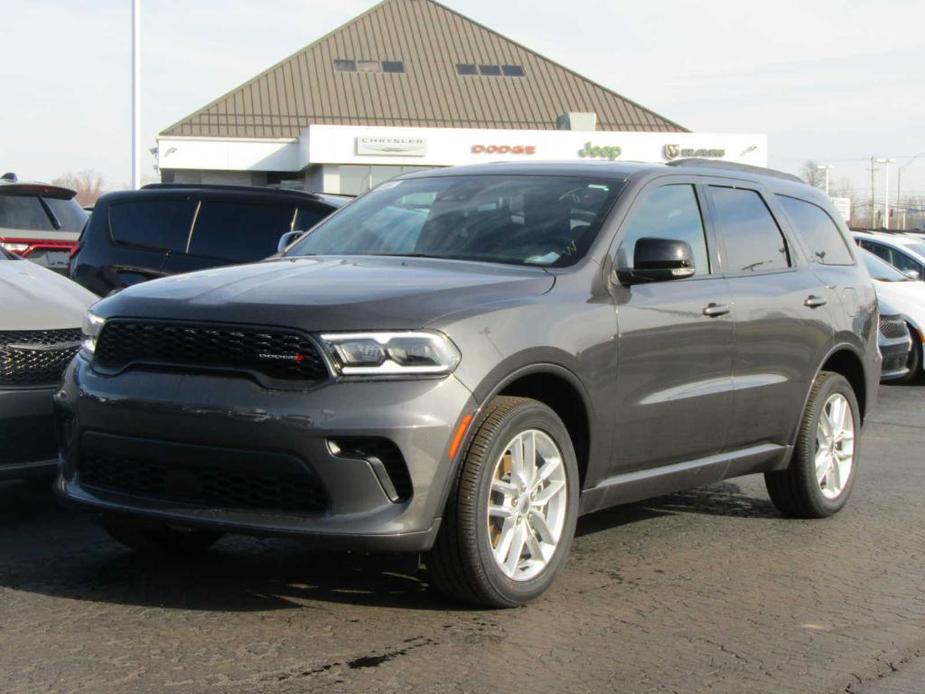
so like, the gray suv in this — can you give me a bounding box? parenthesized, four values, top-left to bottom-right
(56, 161, 879, 607)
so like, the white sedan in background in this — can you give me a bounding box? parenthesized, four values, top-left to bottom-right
(861, 249, 925, 382)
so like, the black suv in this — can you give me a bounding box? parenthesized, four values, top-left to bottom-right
(69, 183, 346, 295)
(57, 161, 879, 607)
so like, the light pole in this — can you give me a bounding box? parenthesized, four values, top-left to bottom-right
(816, 164, 834, 196)
(897, 153, 925, 230)
(132, 0, 141, 190)
(874, 157, 894, 229)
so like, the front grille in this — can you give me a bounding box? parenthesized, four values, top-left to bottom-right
(94, 320, 328, 383)
(79, 451, 327, 514)
(0, 328, 81, 385)
(879, 315, 909, 340)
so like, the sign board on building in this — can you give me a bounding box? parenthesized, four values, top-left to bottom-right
(356, 135, 427, 157)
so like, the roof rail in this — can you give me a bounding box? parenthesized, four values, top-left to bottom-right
(665, 158, 803, 184)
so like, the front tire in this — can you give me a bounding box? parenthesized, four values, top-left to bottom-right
(103, 516, 224, 555)
(426, 396, 579, 608)
(765, 371, 860, 518)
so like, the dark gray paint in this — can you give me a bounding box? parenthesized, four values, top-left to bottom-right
(56, 161, 880, 550)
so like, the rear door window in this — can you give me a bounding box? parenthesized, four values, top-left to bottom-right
(708, 187, 790, 273)
(109, 198, 196, 252)
(43, 197, 88, 232)
(776, 195, 853, 265)
(617, 184, 711, 276)
(188, 200, 295, 261)
(0, 195, 55, 231)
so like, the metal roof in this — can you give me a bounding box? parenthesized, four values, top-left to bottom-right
(161, 0, 687, 139)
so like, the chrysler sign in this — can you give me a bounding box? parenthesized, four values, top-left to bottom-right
(356, 135, 427, 157)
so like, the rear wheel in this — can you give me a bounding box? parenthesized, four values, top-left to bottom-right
(426, 396, 579, 608)
(765, 371, 860, 518)
(103, 516, 224, 555)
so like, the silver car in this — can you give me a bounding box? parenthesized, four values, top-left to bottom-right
(0, 246, 96, 480)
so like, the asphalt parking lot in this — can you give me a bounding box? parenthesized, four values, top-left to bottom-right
(1, 384, 923, 694)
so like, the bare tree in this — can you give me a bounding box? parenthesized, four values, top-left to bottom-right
(52, 170, 106, 207)
(799, 160, 825, 189)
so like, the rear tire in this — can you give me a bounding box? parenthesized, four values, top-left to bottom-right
(426, 396, 579, 608)
(103, 516, 223, 555)
(765, 371, 860, 518)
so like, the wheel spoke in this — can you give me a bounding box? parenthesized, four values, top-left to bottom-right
(818, 409, 834, 439)
(534, 456, 562, 487)
(488, 503, 514, 519)
(524, 524, 545, 560)
(529, 509, 556, 544)
(493, 517, 516, 560)
(534, 478, 566, 506)
(827, 458, 840, 492)
(503, 523, 527, 574)
(522, 432, 537, 488)
(491, 479, 517, 498)
(815, 449, 830, 484)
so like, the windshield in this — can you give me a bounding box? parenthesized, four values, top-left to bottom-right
(862, 249, 910, 281)
(904, 241, 925, 257)
(286, 175, 624, 267)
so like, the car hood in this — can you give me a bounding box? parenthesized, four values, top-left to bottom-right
(0, 259, 97, 331)
(97, 256, 556, 330)
(874, 279, 925, 330)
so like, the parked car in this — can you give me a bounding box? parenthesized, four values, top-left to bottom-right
(0, 173, 87, 275)
(0, 245, 96, 481)
(57, 160, 879, 607)
(69, 183, 348, 296)
(877, 301, 913, 383)
(853, 230, 925, 280)
(860, 249, 925, 382)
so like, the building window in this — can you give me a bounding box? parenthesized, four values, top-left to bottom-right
(457, 63, 525, 77)
(335, 59, 405, 74)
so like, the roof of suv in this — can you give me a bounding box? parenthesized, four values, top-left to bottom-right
(90, 183, 350, 210)
(398, 159, 811, 192)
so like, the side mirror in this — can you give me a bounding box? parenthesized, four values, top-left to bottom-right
(277, 230, 304, 253)
(617, 237, 697, 285)
(902, 268, 921, 280)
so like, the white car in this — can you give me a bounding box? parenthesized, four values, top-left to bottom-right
(853, 230, 925, 280)
(860, 249, 925, 382)
(0, 246, 97, 480)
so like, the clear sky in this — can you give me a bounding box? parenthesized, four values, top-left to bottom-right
(2, 0, 923, 201)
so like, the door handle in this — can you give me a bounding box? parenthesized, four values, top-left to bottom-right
(804, 295, 828, 308)
(702, 303, 731, 317)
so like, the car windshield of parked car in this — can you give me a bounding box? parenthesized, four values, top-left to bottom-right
(286, 175, 623, 267)
(862, 249, 911, 282)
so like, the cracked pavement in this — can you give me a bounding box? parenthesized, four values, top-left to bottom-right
(1, 384, 924, 693)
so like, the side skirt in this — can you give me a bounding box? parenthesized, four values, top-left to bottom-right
(578, 443, 792, 516)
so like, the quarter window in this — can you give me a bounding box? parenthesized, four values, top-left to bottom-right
(109, 199, 195, 252)
(708, 187, 790, 273)
(617, 184, 710, 276)
(188, 201, 296, 262)
(776, 195, 853, 265)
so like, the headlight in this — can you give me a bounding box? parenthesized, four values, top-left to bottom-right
(320, 331, 461, 376)
(79, 311, 106, 360)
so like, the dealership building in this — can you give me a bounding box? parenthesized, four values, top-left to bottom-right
(157, 0, 767, 195)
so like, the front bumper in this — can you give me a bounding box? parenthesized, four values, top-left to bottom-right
(55, 357, 477, 552)
(879, 334, 912, 382)
(0, 384, 59, 479)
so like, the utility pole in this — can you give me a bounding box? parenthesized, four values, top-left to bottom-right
(870, 157, 877, 228)
(132, 0, 141, 190)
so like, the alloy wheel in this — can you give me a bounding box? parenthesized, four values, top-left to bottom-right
(815, 393, 855, 500)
